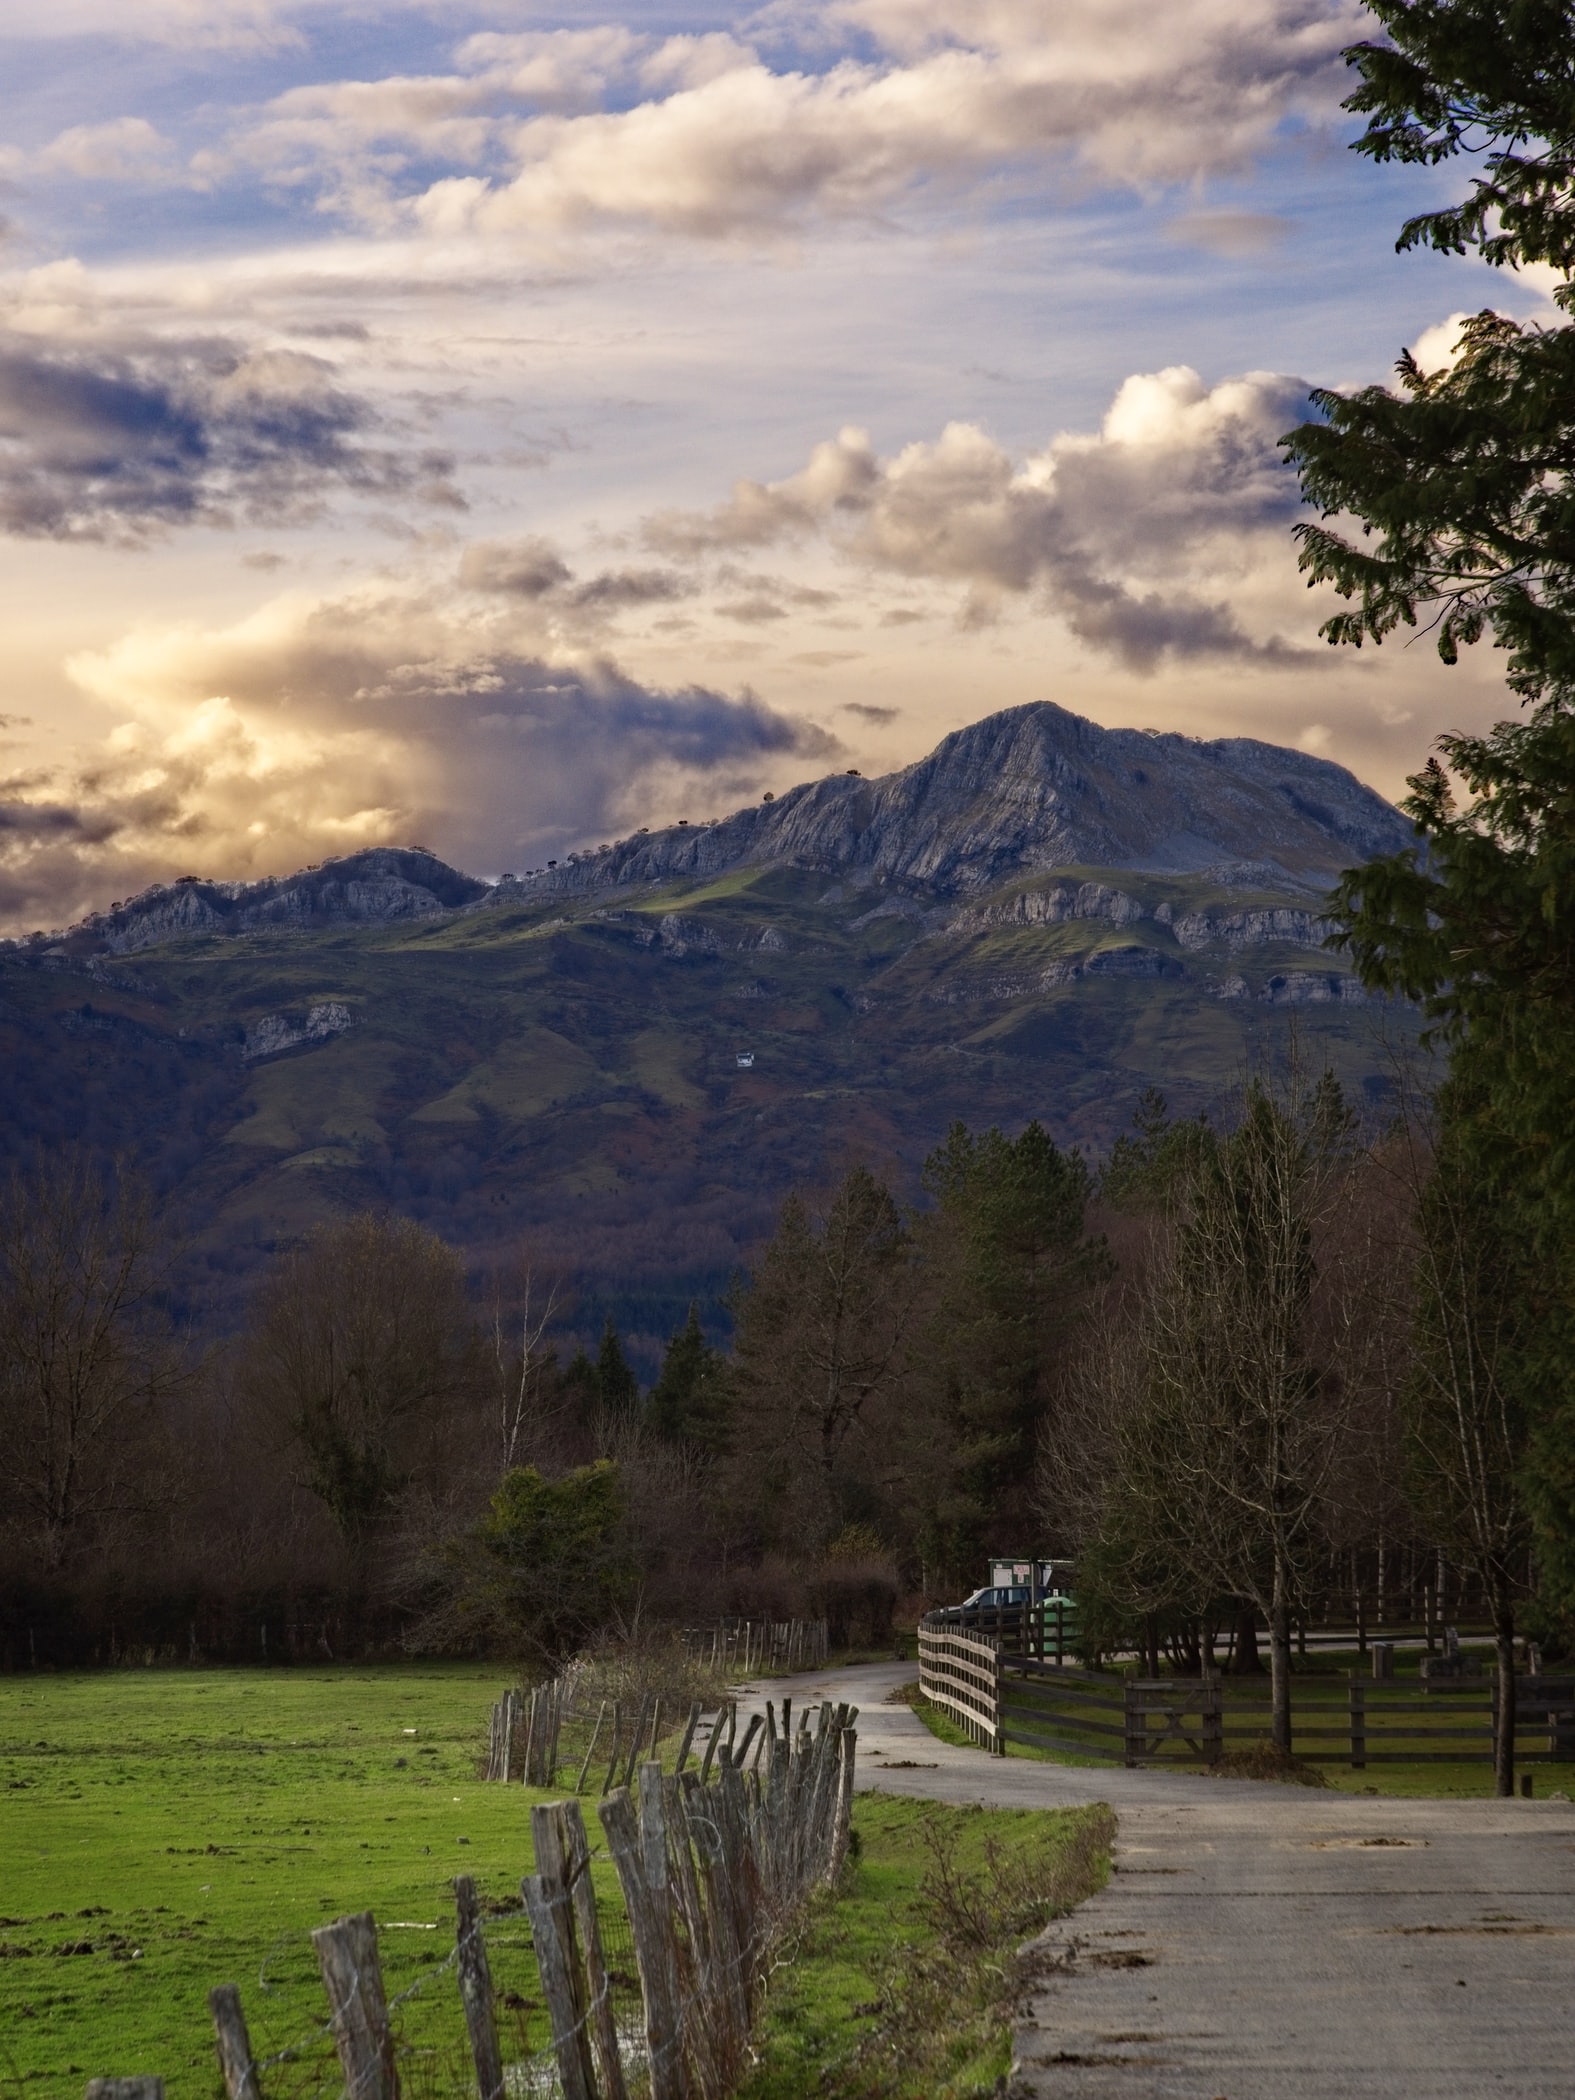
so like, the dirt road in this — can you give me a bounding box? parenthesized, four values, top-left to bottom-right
(734, 1660, 1575, 2099)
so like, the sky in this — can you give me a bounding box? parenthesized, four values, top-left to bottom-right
(0, 0, 1556, 931)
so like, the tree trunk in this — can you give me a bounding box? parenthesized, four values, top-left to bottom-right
(1228, 1607, 1263, 1675)
(1493, 1599, 1517, 1800)
(1270, 1595, 1293, 1753)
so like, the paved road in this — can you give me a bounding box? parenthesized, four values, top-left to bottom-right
(731, 1660, 1575, 2100)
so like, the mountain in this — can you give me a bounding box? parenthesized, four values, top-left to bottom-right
(70, 847, 491, 957)
(1, 704, 1416, 1364)
(503, 699, 1410, 901)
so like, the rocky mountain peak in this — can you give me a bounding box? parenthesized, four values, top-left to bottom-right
(501, 701, 1412, 905)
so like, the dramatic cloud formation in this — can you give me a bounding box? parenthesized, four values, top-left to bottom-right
(180, 0, 1367, 240)
(0, 335, 460, 541)
(647, 367, 1320, 669)
(0, 587, 832, 926)
(0, 0, 1522, 932)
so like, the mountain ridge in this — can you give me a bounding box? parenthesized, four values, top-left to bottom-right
(501, 701, 1412, 904)
(23, 702, 1411, 957)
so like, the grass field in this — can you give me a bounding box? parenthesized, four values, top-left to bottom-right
(0, 1665, 576, 2100)
(0, 1668, 1115, 2100)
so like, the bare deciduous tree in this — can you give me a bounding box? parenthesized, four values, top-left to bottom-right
(0, 1155, 186, 1568)
(1383, 1096, 1531, 1796)
(242, 1211, 477, 1568)
(728, 1167, 919, 1551)
(485, 1250, 566, 1472)
(1052, 1073, 1369, 1748)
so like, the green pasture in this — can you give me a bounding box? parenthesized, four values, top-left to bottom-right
(0, 1667, 1114, 2100)
(0, 1665, 572, 2100)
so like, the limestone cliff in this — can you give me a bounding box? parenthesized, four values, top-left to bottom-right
(498, 701, 1412, 905)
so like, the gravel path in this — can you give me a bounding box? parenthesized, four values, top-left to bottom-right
(732, 1660, 1575, 2099)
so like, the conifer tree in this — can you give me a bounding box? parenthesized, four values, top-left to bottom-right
(1282, 0, 1575, 1641)
(594, 1316, 639, 1416)
(647, 1303, 730, 1454)
(913, 1120, 1106, 1581)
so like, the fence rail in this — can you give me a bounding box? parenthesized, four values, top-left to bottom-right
(95, 1696, 858, 2100)
(918, 1615, 1575, 1769)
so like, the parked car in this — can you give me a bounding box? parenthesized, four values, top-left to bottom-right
(958, 1584, 1034, 1617)
(945, 1584, 1081, 1648)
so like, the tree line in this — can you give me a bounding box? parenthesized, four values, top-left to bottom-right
(3, 1061, 1568, 1765)
(0, 1119, 1100, 1672)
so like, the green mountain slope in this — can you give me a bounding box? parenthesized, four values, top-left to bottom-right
(0, 855, 1410, 1360)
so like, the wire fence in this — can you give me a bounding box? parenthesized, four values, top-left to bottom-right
(88, 1696, 858, 2100)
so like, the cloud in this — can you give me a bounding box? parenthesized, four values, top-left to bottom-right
(841, 700, 895, 718)
(1410, 311, 1475, 376)
(0, 334, 460, 541)
(429, 0, 1359, 240)
(458, 536, 691, 615)
(16, 119, 181, 184)
(219, 28, 753, 222)
(0, 797, 112, 840)
(0, 0, 326, 52)
(164, 0, 1363, 241)
(646, 429, 881, 557)
(0, 585, 832, 929)
(643, 367, 1321, 671)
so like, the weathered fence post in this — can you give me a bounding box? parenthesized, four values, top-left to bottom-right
(559, 1799, 630, 2100)
(520, 1870, 593, 2100)
(993, 1646, 1007, 1756)
(208, 1984, 262, 2100)
(827, 1726, 857, 1884)
(1200, 1677, 1222, 1767)
(598, 1786, 686, 2100)
(699, 1707, 721, 1784)
(452, 1877, 503, 2100)
(733, 1713, 763, 1769)
(312, 1912, 398, 2100)
(602, 1703, 624, 1795)
(622, 1698, 651, 1790)
(674, 1701, 702, 1774)
(1349, 1676, 1366, 1771)
(522, 1690, 538, 1788)
(577, 1700, 606, 1795)
(526, 1806, 597, 2100)
(1123, 1682, 1141, 1768)
(637, 1765, 685, 2034)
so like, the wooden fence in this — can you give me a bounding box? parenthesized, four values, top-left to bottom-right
(918, 1618, 1575, 1769)
(97, 1696, 858, 2100)
(923, 1599, 1079, 1663)
(681, 1619, 828, 1674)
(486, 1682, 770, 1794)
(485, 1673, 579, 1785)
